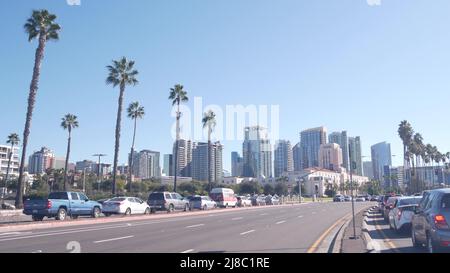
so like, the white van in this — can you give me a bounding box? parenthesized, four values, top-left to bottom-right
(209, 188, 237, 208)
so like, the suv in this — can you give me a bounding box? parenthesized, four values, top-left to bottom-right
(411, 189, 450, 253)
(147, 192, 189, 213)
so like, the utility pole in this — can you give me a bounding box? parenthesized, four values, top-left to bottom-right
(93, 154, 106, 192)
(349, 144, 357, 239)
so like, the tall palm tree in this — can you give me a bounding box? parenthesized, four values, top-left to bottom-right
(202, 110, 217, 192)
(412, 133, 424, 192)
(61, 114, 79, 190)
(168, 84, 188, 192)
(5, 134, 20, 193)
(126, 102, 145, 191)
(398, 120, 414, 192)
(106, 57, 139, 195)
(16, 10, 61, 208)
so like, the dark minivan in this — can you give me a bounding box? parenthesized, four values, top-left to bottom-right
(147, 191, 189, 213)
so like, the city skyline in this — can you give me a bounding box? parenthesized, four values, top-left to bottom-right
(3, 1, 450, 173)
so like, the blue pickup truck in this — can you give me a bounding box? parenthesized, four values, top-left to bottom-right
(23, 191, 102, 221)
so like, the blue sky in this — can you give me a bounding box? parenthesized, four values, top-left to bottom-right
(1, 0, 450, 172)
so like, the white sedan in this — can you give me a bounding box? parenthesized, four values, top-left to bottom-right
(102, 197, 150, 216)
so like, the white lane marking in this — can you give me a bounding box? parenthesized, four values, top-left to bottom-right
(181, 249, 194, 253)
(298, 215, 304, 218)
(93, 235, 134, 244)
(232, 217, 243, 220)
(276, 220, 286, 225)
(0, 232, 32, 237)
(260, 213, 268, 216)
(186, 224, 205, 228)
(240, 230, 255, 235)
(126, 223, 132, 226)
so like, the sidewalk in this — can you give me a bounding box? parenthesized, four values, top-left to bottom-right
(340, 206, 373, 253)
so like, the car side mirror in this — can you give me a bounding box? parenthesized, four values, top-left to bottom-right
(85, 199, 89, 202)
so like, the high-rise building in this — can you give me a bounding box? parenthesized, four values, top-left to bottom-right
(131, 150, 161, 179)
(192, 142, 223, 182)
(75, 160, 96, 173)
(274, 140, 294, 177)
(318, 143, 343, 172)
(0, 145, 19, 178)
(163, 154, 173, 176)
(28, 147, 55, 174)
(363, 161, 374, 179)
(328, 131, 349, 171)
(172, 139, 192, 177)
(300, 126, 327, 169)
(242, 126, 272, 179)
(231, 152, 244, 177)
(53, 157, 66, 170)
(349, 136, 363, 176)
(292, 142, 302, 171)
(371, 142, 392, 182)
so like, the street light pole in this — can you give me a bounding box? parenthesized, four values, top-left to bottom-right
(93, 154, 106, 192)
(83, 168, 86, 193)
(349, 144, 357, 239)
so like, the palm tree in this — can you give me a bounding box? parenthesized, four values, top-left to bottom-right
(4, 134, 20, 193)
(16, 10, 61, 208)
(106, 57, 139, 195)
(126, 102, 145, 191)
(398, 120, 414, 192)
(168, 84, 189, 192)
(61, 114, 79, 190)
(412, 133, 424, 192)
(202, 110, 217, 192)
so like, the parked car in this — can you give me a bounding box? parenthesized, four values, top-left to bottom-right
(251, 195, 267, 206)
(189, 196, 217, 210)
(356, 196, 366, 202)
(411, 189, 450, 253)
(333, 194, 345, 202)
(23, 191, 102, 221)
(102, 197, 150, 216)
(370, 195, 378, 201)
(388, 196, 422, 232)
(344, 195, 352, 202)
(266, 195, 280, 205)
(379, 194, 395, 215)
(383, 196, 399, 221)
(96, 198, 110, 205)
(209, 188, 237, 208)
(236, 196, 252, 207)
(147, 191, 190, 213)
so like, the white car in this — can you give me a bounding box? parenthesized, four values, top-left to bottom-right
(102, 197, 150, 216)
(189, 196, 217, 210)
(237, 196, 252, 207)
(388, 196, 422, 232)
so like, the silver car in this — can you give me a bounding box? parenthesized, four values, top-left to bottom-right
(411, 189, 450, 253)
(189, 196, 217, 210)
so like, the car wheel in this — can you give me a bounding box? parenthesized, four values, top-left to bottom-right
(92, 207, 101, 218)
(144, 208, 150, 215)
(125, 208, 131, 216)
(150, 208, 156, 214)
(184, 204, 189, 212)
(203, 205, 207, 211)
(32, 215, 44, 221)
(411, 227, 421, 247)
(168, 204, 174, 213)
(56, 208, 67, 221)
(426, 234, 439, 253)
(71, 215, 79, 220)
(104, 213, 111, 217)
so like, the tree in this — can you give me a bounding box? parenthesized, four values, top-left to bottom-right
(168, 84, 188, 192)
(106, 57, 139, 195)
(202, 110, 216, 192)
(4, 133, 20, 192)
(238, 181, 262, 195)
(60, 114, 78, 190)
(126, 102, 145, 191)
(263, 183, 274, 195)
(398, 120, 413, 193)
(274, 183, 288, 196)
(16, 10, 61, 208)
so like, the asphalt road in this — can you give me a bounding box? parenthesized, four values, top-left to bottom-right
(0, 202, 370, 253)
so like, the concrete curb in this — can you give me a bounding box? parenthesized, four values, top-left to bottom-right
(0, 210, 24, 217)
(361, 206, 378, 253)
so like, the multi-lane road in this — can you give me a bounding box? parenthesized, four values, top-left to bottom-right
(0, 202, 371, 253)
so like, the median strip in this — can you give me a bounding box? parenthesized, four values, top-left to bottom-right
(93, 235, 134, 244)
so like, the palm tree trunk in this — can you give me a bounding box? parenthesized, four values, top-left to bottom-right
(16, 34, 46, 209)
(207, 126, 211, 192)
(63, 129, 71, 191)
(112, 82, 125, 195)
(128, 117, 137, 192)
(173, 102, 180, 192)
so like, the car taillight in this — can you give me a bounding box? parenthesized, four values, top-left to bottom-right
(434, 214, 449, 230)
(47, 200, 52, 209)
(397, 209, 402, 221)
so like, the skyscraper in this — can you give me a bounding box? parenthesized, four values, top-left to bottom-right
(363, 161, 374, 179)
(292, 142, 302, 171)
(371, 142, 392, 182)
(131, 150, 161, 179)
(318, 143, 343, 172)
(231, 151, 244, 177)
(172, 139, 192, 177)
(192, 142, 223, 182)
(274, 140, 294, 177)
(328, 131, 349, 171)
(0, 145, 19, 177)
(28, 147, 55, 174)
(349, 136, 363, 176)
(163, 154, 173, 176)
(242, 126, 273, 179)
(300, 126, 327, 169)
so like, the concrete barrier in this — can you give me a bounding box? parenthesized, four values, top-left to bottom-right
(0, 210, 24, 217)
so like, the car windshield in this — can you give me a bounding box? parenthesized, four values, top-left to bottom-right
(148, 193, 164, 200)
(109, 197, 126, 202)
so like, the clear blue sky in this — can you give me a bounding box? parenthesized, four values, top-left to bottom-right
(2, 0, 450, 172)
